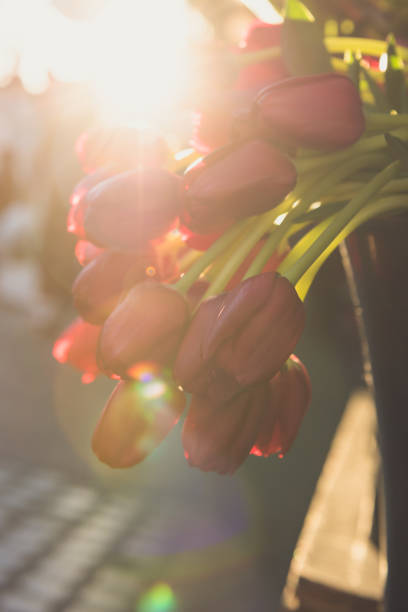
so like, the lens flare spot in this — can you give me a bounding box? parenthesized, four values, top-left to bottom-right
(81, 372, 96, 384)
(70, 192, 81, 206)
(146, 265, 156, 278)
(274, 212, 287, 226)
(174, 147, 194, 161)
(141, 381, 167, 400)
(138, 582, 177, 612)
(52, 338, 71, 363)
(379, 52, 388, 72)
(127, 362, 158, 382)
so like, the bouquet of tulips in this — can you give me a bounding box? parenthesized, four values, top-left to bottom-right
(53, 0, 408, 475)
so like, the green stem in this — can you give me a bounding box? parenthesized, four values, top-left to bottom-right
(174, 219, 249, 294)
(321, 177, 408, 203)
(244, 152, 387, 278)
(293, 194, 408, 301)
(200, 163, 341, 299)
(365, 112, 408, 130)
(295, 127, 408, 174)
(200, 213, 278, 300)
(283, 160, 401, 286)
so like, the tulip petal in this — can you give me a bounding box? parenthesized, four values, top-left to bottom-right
(92, 378, 185, 468)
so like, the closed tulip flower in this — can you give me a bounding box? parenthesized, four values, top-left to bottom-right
(183, 384, 269, 475)
(83, 169, 182, 250)
(236, 21, 288, 91)
(72, 249, 154, 325)
(182, 140, 297, 234)
(92, 376, 185, 468)
(52, 317, 101, 384)
(251, 354, 311, 457)
(256, 73, 365, 151)
(74, 240, 104, 266)
(98, 281, 190, 378)
(70, 168, 113, 207)
(68, 169, 114, 237)
(174, 271, 305, 405)
(191, 89, 256, 154)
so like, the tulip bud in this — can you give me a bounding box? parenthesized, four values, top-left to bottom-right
(52, 317, 101, 384)
(70, 168, 113, 207)
(183, 384, 269, 475)
(181, 227, 223, 251)
(76, 127, 168, 174)
(191, 89, 256, 154)
(74, 240, 104, 266)
(251, 354, 311, 457)
(236, 22, 288, 90)
(92, 376, 185, 468)
(72, 249, 154, 325)
(242, 21, 280, 48)
(84, 169, 182, 250)
(174, 272, 305, 404)
(182, 140, 297, 234)
(98, 281, 190, 378)
(256, 73, 365, 151)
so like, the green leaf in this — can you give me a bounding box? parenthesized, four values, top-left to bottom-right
(284, 0, 315, 21)
(282, 1, 332, 76)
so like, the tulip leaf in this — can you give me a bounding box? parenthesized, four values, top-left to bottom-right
(385, 34, 408, 113)
(281, 1, 332, 76)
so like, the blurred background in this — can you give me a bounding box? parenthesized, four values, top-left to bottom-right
(0, 0, 398, 611)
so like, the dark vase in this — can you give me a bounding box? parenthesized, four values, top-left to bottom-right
(343, 213, 408, 612)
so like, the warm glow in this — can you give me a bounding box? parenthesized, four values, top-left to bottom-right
(0, 0, 211, 127)
(240, 0, 283, 24)
(87, 0, 211, 127)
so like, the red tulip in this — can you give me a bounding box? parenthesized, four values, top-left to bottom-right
(72, 249, 154, 325)
(70, 168, 113, 207)
(83, 169, 182, 250)
(236, 22, 288, 90)
(174, 271, 305, 405)
(92, 376, 185, 468)
(98, 281, 190, 378)
(252, 354, 311, 457)
(256, 73, 365, 151)
(182, 227, 223, 251)
(76, 126, 168, 174)
(182, 384, 268, 475)
(52, 317, 101, 384)
(191, 89, 256, 154)
(67, 198, 90, 238)
(182, 140, 296, 234)
(74, 240, 104, 266)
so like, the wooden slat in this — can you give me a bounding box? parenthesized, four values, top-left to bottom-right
(281, 390, 386, 612)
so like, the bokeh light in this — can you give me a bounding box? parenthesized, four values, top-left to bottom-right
(137, 583, 178, 612)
